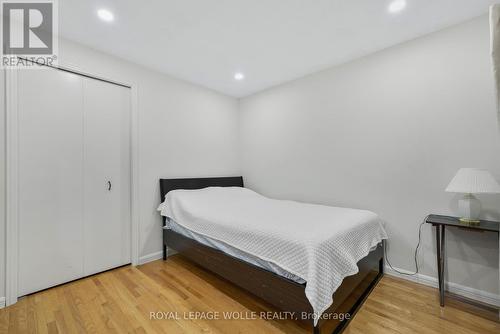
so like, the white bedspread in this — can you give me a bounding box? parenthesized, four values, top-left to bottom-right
(157, 187, 387, 325)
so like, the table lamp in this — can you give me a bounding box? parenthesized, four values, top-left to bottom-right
(445, 168, 500, 224)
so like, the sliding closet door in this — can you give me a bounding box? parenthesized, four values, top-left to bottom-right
(18, 68, 85, 296)
(82, 78, 131, 275)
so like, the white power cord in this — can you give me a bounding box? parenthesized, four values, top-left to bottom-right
(384, 215, 429, 276)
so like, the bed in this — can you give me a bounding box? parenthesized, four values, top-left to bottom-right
(158, 176, 386, 334)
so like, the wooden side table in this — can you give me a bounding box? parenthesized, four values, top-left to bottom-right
(425, 214, 499, 307)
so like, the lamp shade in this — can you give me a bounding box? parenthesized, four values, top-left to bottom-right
(445, 168, 500, 194)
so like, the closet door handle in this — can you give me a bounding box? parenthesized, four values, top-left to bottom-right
(107, 181, 112, 191)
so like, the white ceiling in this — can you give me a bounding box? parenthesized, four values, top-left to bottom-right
(60, 0, 497, 97)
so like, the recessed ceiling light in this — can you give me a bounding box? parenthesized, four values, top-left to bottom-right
(388, 0, 406, 14)
(97, 9, 114, 22)
(234, 72, 245, 81)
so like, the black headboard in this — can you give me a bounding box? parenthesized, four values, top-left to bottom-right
(159, 176, 244, 225)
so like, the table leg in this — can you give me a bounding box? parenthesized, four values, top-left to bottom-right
(440, 227, 446, 306)
(435, 225, 445, 307)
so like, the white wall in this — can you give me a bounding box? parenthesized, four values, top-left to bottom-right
(0, 70, 5, 301)
(239, 16, 500, 296)
(0, 38, 241, 299)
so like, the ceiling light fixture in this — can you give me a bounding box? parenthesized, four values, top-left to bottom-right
(97, 9, 114, 22)
(234, 72, 245, 81)
(388, 0, 406, 14)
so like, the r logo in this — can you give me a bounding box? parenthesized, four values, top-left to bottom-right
(2, 1, 53, 55)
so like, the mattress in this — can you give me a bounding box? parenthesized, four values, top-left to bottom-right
(164, 218, 306, 283)
(158, 186, 387, 325)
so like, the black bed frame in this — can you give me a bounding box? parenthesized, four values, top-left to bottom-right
(160, 177, 384, 334)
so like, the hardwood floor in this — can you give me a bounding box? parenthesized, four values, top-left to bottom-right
(1, 255, 499, 334)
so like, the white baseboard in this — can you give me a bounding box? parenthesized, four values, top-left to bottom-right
(0, 297, 5, 309)
(138, 251, 163, 265)
(384, 266, 500, 307)
(138, 249, 178, 265)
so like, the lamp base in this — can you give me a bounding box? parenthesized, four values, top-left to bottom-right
(458, 193, 481, 223)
